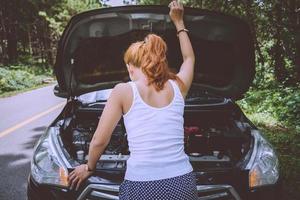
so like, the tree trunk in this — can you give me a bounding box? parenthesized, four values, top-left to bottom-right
(5, 0, 18, 64)
(27, 24, 32, 55)
(273, 2, 288, 84)
(43, 24, 53, 66)
(7, 22, 18, 63)
(242, 0, 265, 84)
(0, 9, 7, 64)
(0, 1, 10, 65)
(288, 0, 300, 83)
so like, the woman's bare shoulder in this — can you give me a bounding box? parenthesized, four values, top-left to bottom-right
(112, 82, 132, 100)
(113, 82, 131, 93)
(112, 82, 132, 113)
(173, 79, 187, 98)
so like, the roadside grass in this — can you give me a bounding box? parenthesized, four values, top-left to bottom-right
(241, 111, 300, 200)
(0, 82, 56, 98)
(0, 64, 56, 98)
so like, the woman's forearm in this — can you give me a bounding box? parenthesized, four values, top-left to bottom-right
(174, 20, 195, 63)
(87, 137, 108, 171)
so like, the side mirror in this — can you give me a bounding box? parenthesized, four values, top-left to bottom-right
(53, 84, 68, 98)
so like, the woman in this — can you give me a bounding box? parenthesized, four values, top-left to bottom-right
(68, 0, 197, 199)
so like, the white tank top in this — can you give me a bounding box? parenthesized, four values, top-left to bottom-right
(123, 79, 193, 181)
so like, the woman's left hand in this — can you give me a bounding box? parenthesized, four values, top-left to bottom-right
(67, 164, 93, 191)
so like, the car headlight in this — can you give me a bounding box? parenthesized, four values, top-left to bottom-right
(247, 131, 279, 188)
(31, 127, 68, 187)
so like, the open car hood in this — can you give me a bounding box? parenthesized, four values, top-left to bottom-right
(54, 5, 255, 99)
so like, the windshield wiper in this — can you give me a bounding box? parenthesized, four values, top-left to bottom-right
(185, 96, 225, 104)
(84, 100, 107, 107)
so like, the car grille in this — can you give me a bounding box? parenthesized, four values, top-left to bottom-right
(78, 184, 119, 200)
(77, 184, 241, 200)
(196, 185, 241, 200)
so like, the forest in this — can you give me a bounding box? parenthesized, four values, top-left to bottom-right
(0, 0, 299, 199)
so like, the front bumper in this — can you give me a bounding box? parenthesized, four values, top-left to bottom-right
(27, 175, 77, 200)
(27, 173, 282, 200)
(77, 184, 242, 200)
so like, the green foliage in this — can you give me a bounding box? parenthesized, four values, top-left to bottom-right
(0, 65, 53, 94)
(38, 0, 101, 38)
(6, 54, 53, 76)
(252, 40, 276, 88)
(139, 0, 170, 5)
(238, 86, 300, 131)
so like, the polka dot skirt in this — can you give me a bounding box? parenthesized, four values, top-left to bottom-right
(119, 171, 198, 200)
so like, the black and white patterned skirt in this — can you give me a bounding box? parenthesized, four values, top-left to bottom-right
(119, 171, 198, 200)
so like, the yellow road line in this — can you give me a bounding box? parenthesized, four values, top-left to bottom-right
(0, 101, 65, 138)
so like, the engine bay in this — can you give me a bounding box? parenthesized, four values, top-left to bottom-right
(59, 100, 252, 172)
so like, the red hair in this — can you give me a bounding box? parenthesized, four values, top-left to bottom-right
(123, 33, 182, 91)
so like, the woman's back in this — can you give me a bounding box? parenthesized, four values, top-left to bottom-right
(133, 79, 176, 108)
(123, 79, 193, 181)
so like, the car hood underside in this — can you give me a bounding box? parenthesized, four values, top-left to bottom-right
(54, 5, 255, 99)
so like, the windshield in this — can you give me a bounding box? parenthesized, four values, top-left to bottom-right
(78, 89, 112, 104)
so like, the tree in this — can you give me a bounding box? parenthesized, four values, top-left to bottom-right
(0, 0, 102, 66)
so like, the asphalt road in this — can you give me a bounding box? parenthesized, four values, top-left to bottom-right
(0, 84, 66, 200)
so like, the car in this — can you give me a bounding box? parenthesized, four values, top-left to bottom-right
(27, 5, 282, 200)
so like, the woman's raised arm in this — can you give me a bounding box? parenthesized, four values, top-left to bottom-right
(169, 0, 195, 98)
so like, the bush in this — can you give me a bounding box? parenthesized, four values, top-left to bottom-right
(0, 65, 54, 94)
(9, 64, 53, 76)
(238, 86, 300, 131)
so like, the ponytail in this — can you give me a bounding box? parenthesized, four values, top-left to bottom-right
(124, 33, 182, 91)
